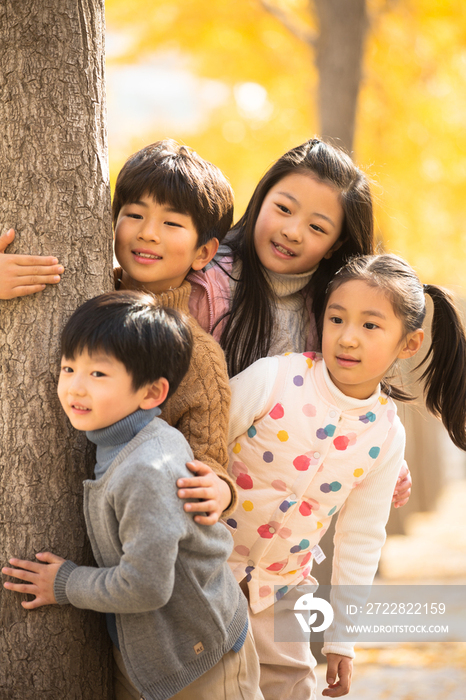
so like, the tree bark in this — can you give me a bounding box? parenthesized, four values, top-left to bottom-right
(0, 1, 113, 697)
(314, 0, 368, 153)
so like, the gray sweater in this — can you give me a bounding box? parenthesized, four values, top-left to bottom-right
(54, 412, 247, 700)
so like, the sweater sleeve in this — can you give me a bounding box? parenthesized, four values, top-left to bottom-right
(54, 456, 190, 614)
(322, 421, 405, 658)
(228, 357, 279, 444)
(161, 322, 237, 517)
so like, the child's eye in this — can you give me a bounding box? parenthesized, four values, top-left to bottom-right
(364, 322, 379, 330)
(127, 213, 143, 220)
(310, 223, 325, 233)
(329, 316, 343, 324)
(61, 366, 73, 373)
(165, 220, 182, 227)
(91, 371, 106, 377)
(277, 204, 291, 214)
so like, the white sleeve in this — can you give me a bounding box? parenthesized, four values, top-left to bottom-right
(228, 356, 279, 444)
(322, 421, 405, 657)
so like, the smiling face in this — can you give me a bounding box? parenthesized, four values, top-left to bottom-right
(114, 194, 215, 294)
(57, 350, 163, 432)
(253, 172, 344, 275)
(322, 280, 420, 400)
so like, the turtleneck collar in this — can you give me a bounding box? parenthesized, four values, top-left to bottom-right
(114, 268, 191, 314)
(264, 266, 317, 299)
(321, 359, 381, 412)
(87, 407, 160, 479)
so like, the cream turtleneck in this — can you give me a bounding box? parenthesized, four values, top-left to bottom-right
(229, 260, 317, 356)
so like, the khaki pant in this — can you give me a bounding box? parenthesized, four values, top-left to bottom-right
(113, 625, 264, 700)
(241, 580, 318, 700)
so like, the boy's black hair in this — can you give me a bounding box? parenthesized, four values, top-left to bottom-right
(112, 139, 234, 246)
(60, 291, 193, 404)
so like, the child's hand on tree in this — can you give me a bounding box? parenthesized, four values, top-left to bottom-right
(2, 552, 65, 608)
(0, 228, 64, 299)
(177, 461, 232, 525)
(323, 654, 352, 697)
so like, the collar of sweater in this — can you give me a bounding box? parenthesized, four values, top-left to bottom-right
(321, 358, 381, 412)
(152, 279, 192, 312)
(86, 407, 161, 479)
(214, 244, 316, 299)
(265, 266, 317, 299)
(114, 268, 192, 314)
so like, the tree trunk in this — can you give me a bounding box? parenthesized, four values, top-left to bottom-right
(314, 0, 368, 153)
(0, 1, 113, 697)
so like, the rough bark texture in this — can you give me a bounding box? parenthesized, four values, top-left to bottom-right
(0, 1, 113, 697)
(314, 0, 368, 153)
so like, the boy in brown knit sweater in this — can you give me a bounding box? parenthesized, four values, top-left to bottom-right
(112, 139, 237, 521)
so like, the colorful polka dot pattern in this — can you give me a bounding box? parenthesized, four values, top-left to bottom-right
(226, 353, 396, 610)
(316, 424, 336, 439)
(269, 403, 284, 420)
(279, 498, 297, 513)
(359, 412, 376, 424)
(320, 481, 342, 493)
(276, 586, 288, 601)
(290, 538, 310, 553)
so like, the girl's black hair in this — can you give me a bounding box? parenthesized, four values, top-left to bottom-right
(324, 254, 466, 451)
(216, 138, 374, 376)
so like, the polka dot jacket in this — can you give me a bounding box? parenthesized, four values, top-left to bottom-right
(224, 353, 401, 614)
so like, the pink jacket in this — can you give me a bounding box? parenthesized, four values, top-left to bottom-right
(187, 259, 234, 342)
(187, 260, 319, 354)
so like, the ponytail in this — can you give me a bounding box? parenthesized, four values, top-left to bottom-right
(418, 284, 466, 450)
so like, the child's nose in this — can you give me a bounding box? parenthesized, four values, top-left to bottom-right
(137, 220, 160, 242)
(282, 220, 302, 243)
(69, 377, 86, 395)
(339, 327, 359, 347)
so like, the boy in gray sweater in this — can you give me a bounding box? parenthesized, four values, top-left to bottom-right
(2, 291, 261, 700)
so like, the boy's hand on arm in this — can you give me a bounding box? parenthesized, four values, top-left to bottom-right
(322, 654, 352, 697)
(177, 460, 232, 525)
(2, 552, 65, 609)
(0, 229, 64, 300)
(392, 460, 412, 508)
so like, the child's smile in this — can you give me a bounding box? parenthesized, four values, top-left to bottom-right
(131, 249, 162, 263)
(253, 172, 344, 275)
(114, 194, 205, 294)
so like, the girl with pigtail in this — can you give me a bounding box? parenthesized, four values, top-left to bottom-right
(321, 256, 466, 450)
(187, 251, 466, 700)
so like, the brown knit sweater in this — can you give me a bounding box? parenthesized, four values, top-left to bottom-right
(115, 271, 237, 516)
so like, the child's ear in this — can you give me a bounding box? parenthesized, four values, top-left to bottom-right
(191, 238, 219, 271)
(323, 239, 344, 260)
(398, 328, 424, 359)
(139, 377, 169, 410)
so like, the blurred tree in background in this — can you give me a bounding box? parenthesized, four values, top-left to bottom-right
(105, 0, 466, 287)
